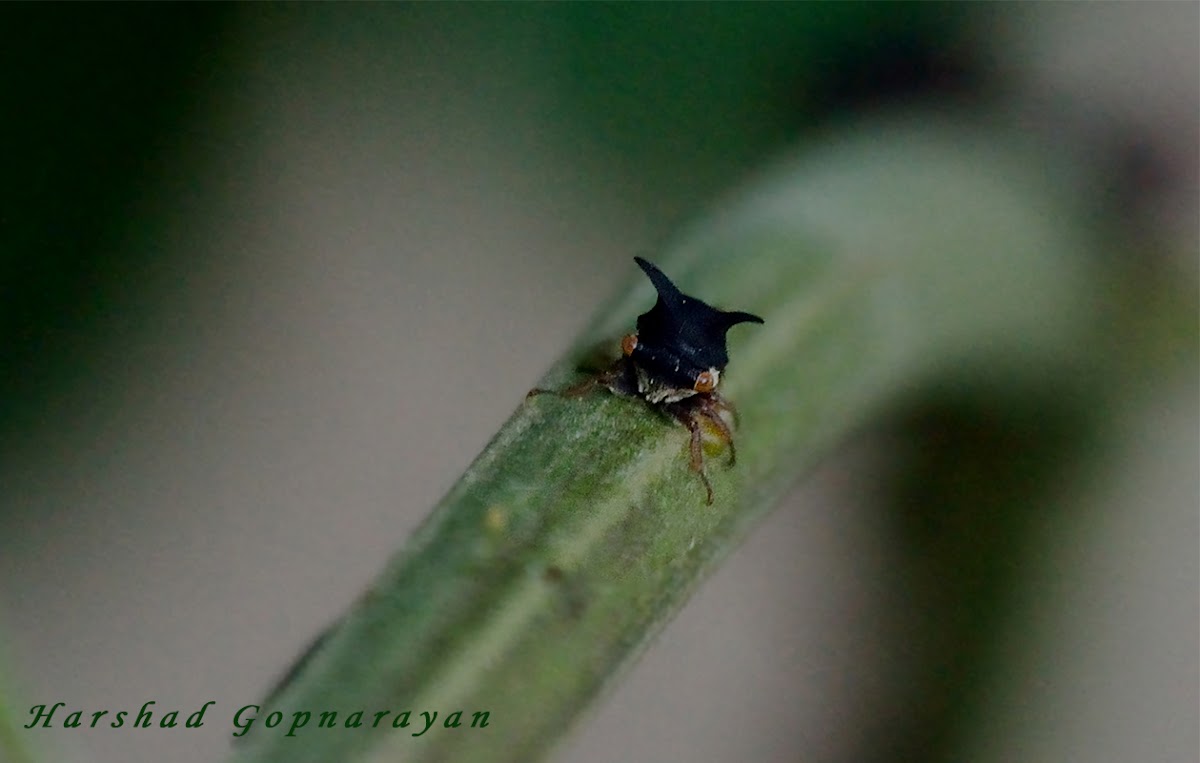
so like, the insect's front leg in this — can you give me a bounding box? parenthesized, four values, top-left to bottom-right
(673, 407, 715, 505)
(527, 358, 633, 401)
(527, 376, 599, 400)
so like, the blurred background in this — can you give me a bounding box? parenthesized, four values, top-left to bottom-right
(0, 4, 1195, 763)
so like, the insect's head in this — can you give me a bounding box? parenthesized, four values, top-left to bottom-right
(621, 257, 763, 398)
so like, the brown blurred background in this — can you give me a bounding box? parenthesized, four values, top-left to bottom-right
(0, 5, 1195, 763)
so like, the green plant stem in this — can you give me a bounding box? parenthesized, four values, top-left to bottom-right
(229, 115, 1098, 763)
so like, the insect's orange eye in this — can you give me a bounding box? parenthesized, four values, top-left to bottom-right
(621, 334, 638, 357)
(693, 369, 719, 393)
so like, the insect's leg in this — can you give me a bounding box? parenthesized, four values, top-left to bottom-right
(527, 376, 598, 400)
(528, 359, 628, 400)
(675, 409, 715, 505)
(698, 398, 737, 466)
(710, 390, 739, 426)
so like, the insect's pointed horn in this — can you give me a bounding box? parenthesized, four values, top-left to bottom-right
(634, 257, 683, 301)
(721, 310, 765, 327)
